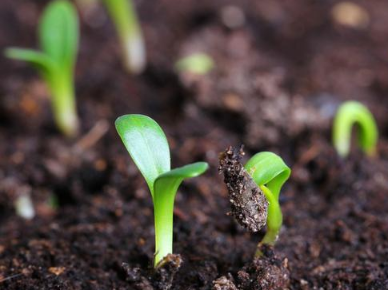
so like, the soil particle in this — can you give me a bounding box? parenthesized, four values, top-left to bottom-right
(123, 264, 153, 290)
(236, 245, 290, 290)
(219, 146, 268, 232)
(212, 274, 238, 290)
(124, 254, 182, 290)
(153, 254, 183, 290)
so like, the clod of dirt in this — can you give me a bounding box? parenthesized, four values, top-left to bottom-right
(122, 264, 154, 290)
(123, 254, 182, 290)
(212, 274, 238, 290)
(236, 245, 290, 290)
(219, 146, 268, 232)
(153, 254, 183, 290)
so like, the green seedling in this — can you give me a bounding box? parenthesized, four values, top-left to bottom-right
(115, 114, 208, 267)
(5, 0, 79, 137)
(245, 152, 291, 256)
(220, 148, 291, 258)
(102, 0, 146, 74)
(175, 53, 215, 75)
(332, 101, 378, 158)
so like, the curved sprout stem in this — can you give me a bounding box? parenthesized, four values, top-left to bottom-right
(332, 101, 378, 158)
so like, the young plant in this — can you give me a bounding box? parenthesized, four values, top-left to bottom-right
(219, 147, 291, 258)
(245, 152, 291, 255)
(5, 0, 79, 137)
(102, 0, 146, 74)
(115, 114, 208, 267)
(332, 101, 378, 158)
(175, 53, 215, 75)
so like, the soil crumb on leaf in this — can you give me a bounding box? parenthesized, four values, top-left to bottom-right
(219, 146, 268, 232)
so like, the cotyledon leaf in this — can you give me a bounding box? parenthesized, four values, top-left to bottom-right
(115, 114, 171, 196)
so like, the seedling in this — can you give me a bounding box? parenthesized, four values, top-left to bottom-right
(5, 0, 79, 137)
(245, 152, 291, 253)
(115, 114, 208, 267)
(175, 53, 215, 75)
(220, 147, 290, 258)
(332, 101, 378, 158)
(102, 0, 146, 74)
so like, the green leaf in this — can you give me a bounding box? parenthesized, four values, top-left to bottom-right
(244, 152, 291, 249)
(153, 162, 208, 266)
(115, 114, 171, 194)
(332, 101, 378, 157)
(245, 152, 291, 199)
(4, 48, 54, 77)
(39, 0, 78, 70)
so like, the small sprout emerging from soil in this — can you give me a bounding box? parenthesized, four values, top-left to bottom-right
(175, 53, 215, 75)
(115, 114, 208, 267)
(219, 146, 291, 256)
(5, 0, 79, 137)
(332, 101, 378, 158)
(102, 0, 146, 74)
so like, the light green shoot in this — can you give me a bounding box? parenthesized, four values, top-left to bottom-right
(245, 152, 291, 256)
(175, 53, 215, 75)
(332, 101, 378, 158)
(102, 0, 146, 74)
(5, 0, 79, 137)
(115, 114, 208, 267)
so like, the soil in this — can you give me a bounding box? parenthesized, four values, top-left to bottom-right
(219, 146, 268, 233)
(1, 0, 388, 289)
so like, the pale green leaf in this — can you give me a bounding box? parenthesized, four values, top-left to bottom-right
(244, 152, 291, 199)
(115, 114, 171, 194)
(4, 48, 55, 82)
(39, 0, 78, 70)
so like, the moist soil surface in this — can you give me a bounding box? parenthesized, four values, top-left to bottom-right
(1, 0, 388, 289)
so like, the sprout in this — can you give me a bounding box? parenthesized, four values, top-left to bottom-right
(332, 101, 378, 158)
(219, 147, 290, 258)
(5, 0, 79, 137)
(115, 114, 208, 267)
(175, 53, 215, 75)
(102, 0, 146, 74)
(245, 152, 291, 254)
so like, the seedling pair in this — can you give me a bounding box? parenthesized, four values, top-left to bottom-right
(116, 114, 292, 263)
(116, 114, 208, 267)
(333, 101, 378, 158)
(5, 0, 79, 137)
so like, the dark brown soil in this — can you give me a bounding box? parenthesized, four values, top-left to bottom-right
(1, 0, 388, 289)
(219, 146, 268, 233)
